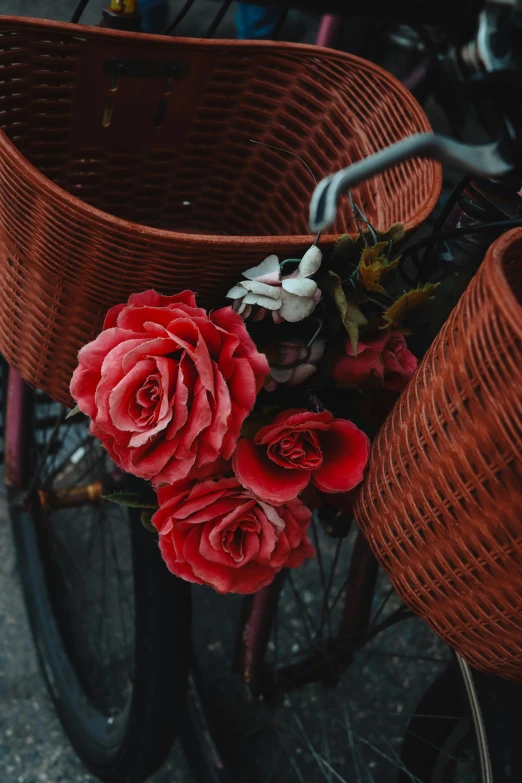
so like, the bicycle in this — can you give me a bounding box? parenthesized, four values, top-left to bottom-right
(179, 2, 522, 782)
(1, 1, 520, 782)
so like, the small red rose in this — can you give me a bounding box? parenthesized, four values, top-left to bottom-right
(232, 408, 369, 504)
(70, 290, 269, 486)
(332, 331, 417, 392)
(152, 471, 315, 594)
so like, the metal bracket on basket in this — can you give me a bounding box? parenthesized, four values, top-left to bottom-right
(309, 133, 515, 233)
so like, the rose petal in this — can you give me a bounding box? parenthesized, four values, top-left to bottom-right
(159, 533, 204, 585)
(103, 303, 126, 330)
(70, 365, 99, 419)
(232, 439, 310, 503)
(332, 351, 384, 388)
(313, 419, 370, 493)
(256, 410, 332, 439)
(285, 364, 317, 387)
(127, 289, 197, 309)
(174, 381, 212, 460)
(251, 307, 266, 322)
(270, 367, 294, 383)
(108, 358, 158, 432)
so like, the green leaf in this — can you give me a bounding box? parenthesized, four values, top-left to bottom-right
(331, 234, 354, 265)
(380, 283, 440, 328)
(330, 223, 405, 274)
(377, 222, 405, 244)
(140, 512, 157, 533)
(66, 404, 82, 420)
(328, 271, 368, 356)
(102, 492, 158, 510)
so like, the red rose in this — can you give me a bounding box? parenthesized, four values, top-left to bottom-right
(70, 290, 269, 486)
(332, 331, 417, 392)
(232, 408, 369, 504)
(152, 473, 315, 594)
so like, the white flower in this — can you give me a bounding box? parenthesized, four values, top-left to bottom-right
(226, 245, 322, 323)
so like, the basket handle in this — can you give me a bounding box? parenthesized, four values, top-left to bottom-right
(309, 133, 514, 232)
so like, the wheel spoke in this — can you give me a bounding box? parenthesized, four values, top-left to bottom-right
(29, 400, 135, 717)
(214, 483, 483, 783)
(354, 733, 425, 783)
(47, 433, 94, 484)
(288, 706, 350, 783)
(287, 572, 315, 646)
(381, 735, 420, 783)
(28, 408, 68, 493)
(316, 535, 344, 643)
(344, 707, 364, 783)
(364, 649, 452, 664)
(370, 585, 395, 625)
(310, 517, 330, 639)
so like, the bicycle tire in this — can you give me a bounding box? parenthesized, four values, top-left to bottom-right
(185, 522, 490, 783)
(8, 383, 192, 782)
(399, 664, 479, 783)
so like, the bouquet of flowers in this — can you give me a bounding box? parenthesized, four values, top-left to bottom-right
(69, 219, 437, 594)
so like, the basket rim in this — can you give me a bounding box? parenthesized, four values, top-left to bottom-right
(487, 227, 522, 335)
(0, 15, 442, 247)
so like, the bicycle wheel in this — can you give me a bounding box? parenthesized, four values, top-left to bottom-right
(9, 383, 191, 782)
(399, 664, 479, 783)
(188, 514, 488, 782)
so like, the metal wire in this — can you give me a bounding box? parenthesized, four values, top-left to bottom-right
(397, 217, 522, 284)
(70, 0, 92, 23)
(162, 0, 197, 35)
(206, 0, 234, 38)
(418, 175, 471, 280)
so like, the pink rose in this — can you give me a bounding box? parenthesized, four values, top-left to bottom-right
(70, 290, 269, 486)
(152, 472, 315, 594)
(265, 339, 325, 392)
(332, 332, 417, 392)
(232, 408, 370, 504)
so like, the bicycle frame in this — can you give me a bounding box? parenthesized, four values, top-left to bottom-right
(4, 369, 31, 490)
(236, 524, 379, 697)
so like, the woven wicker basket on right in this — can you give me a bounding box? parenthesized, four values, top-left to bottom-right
(355, 228, 522, 680)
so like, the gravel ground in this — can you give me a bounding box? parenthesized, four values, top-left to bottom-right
(0, 489, 196, 783)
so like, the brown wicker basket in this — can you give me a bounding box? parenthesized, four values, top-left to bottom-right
(355, 228, 522, 680)
(0, 16, 440, 405)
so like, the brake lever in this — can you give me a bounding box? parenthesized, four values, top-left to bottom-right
(309, 133, 514, 233)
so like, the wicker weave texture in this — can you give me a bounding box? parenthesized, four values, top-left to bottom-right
(0, 17, 440, 405)
(355, 229, 522, 680)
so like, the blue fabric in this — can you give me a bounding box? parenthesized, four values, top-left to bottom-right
(236, 4, 280, 40)
(139, 0, 168, 33)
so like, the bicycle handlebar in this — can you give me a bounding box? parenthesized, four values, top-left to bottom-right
(309, 134, 514, 232)
(308, 0, 522, 231)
